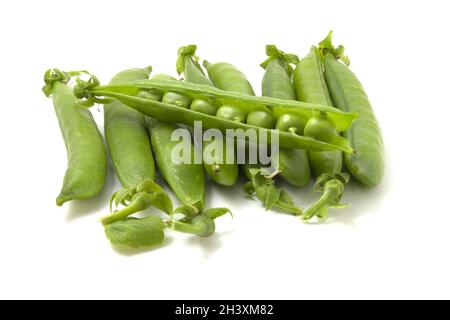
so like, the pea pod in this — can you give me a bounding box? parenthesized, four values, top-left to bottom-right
(147, 82, 231, 236)
(99, 67, 173, 226)
(294, 46, 343, 177)
(320, 31, 384, 186)
(148, 118, 205, 213)
(42, 69, 106, 206)
(204, 58, 302, 215)
(203, 60, 255, 95)
(294, 46, 347, 221)
(78, 88, 353, 154)
(261, 45, 311, 187)
(86, 77, 357, 133)
(177, 45, 238, 186)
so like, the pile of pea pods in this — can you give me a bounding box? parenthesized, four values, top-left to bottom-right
(42, 32, 384, 250)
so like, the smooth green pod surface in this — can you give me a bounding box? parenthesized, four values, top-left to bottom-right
(203, 61, 255, 95)
(104, 67, 155, 188)
(52, 81, 106, 206)
(149, 120, 205, 210)
(323, 53, 384, 186)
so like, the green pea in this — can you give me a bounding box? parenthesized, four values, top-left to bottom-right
(246, 110, 275, 129)
(275, 113, 307, 134)
(190, 99, 217, 115)
(162, 91, 191, 108)
(260, 45, 311, 188)
(137, 89, 162, 101)
(304, 113, 337, 143)
(294, 45, 342, 178)
(216, 105, 247, 122)
(178, 46, 239, 187)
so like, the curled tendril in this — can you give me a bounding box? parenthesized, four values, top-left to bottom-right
(260, 45, 299, 77)
(318, 31, 350, 66)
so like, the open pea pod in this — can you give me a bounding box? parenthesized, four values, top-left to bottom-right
(90, 78, 357, 132)
(81, 89, 354, 154)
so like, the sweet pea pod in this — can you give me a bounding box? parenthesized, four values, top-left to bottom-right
(148, 116, 231, 237)
(320, 32, 384, 186)
(177, 45, 238, 186)
(87, 77, 357, 133)
(204, 58, 302, 215)
(294, 46, 348, 220)
(261, 45, 311, 187)
(78, 87, 352, 153)
(203, 60, 255, 95)
(42, 69, 106, 206)
(294, 46, 343, 177)
(146, 75, 231, 236)
(148, 118, 205, 213)
(100, 67, 173, 226)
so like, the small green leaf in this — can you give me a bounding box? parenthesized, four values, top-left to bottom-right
(151, 192, 173, 215)
(204, 208, 232, 220)
(104, 216, 165, 249)
(256, 183, 281, 210)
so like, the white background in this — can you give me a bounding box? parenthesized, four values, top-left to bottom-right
(0, 0, 449, 300)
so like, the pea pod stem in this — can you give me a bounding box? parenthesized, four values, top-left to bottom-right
(101, 193, 153, 225)
(302, 173, 349, 221)
(88, 78, 358, 132)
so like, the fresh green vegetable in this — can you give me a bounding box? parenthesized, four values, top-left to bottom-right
(76, 86, 355, 154)
(104, 67, 156, 187)
(242, 165, 302, 215)
(148, 118, 205, 213)
(148, 74, 231, 235)
(162, 91, 192, 108)
(260, 45, 311, 187)
(169, 208, 231, 237)
(294, 45, 347, 221)
(302, 173, 350, 220)
(203, 56, 302, 215)
(81, 78, 357, 133)
(320, 31, 384, 186)
(246, 110, 275, 129)
(105, 216, 166, 249)
(177, 45, 238, 186)
(275, 113, 306, 134)
(216, 105, 247, 123)
(294, 45, 343, 178)
(100, 67, 173, 226)
(42, 69, 107, 206)
(203, 60, 255, 95)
